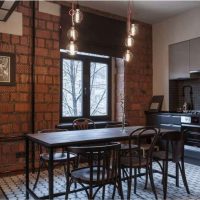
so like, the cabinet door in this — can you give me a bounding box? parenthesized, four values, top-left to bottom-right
(169, 41, 190, 80)
(190, 37, 200, 72)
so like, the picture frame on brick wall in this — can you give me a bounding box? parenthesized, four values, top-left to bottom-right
(0, 52, 15, 86)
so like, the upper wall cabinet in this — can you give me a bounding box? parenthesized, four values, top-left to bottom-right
(189, 37, 200, 72)
(169, 41, 190, 80)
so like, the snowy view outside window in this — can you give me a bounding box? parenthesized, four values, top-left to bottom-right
(62, 59, 83, 117)
(62, 58, 108, 117)
(90, 62, 108, 116)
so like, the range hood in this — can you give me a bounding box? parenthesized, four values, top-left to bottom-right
(190, 71, 200, 79)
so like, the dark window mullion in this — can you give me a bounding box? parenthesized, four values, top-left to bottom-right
(83, 59, 90, 118)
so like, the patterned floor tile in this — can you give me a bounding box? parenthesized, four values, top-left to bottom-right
(0, 162, 200, 199)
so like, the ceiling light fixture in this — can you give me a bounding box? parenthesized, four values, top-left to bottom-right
(124, 1, 137, 62)
(66, 1, 83, 56)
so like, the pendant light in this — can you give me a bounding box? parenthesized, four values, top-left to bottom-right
(66, 1, 83, 55)
(124, 1, 137, 63)
(74, 4, 83, 24)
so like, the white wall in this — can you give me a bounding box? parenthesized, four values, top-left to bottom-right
(153, 7, 200, 110)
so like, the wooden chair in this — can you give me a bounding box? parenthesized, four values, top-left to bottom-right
(120, 127, 159, 199)
(73, 118, 96, 130)
(65, 143, 123, 199)
(152, 130, 190, 199)
(106, 123, 138, 152)
(33, 129, 77, 190)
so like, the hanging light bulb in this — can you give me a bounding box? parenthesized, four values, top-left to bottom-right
(67, 26, 78, 41)
(125, 35, 134, 47)
(124, 50, 133, 62)
(67, 40, 78, 56)
(130, 23, 137, 36)
(74, 4, 83, 24)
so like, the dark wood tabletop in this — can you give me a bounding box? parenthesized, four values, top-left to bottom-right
(26, 126, 178, 148)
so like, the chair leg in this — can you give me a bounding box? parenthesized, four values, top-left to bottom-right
(175, 163, 179, 187)
(163, 160, 168, 200)
(33, 159, 44, 190)
(134, 168, 137, 194)
(112, 184, 116, 199)
(144, 167, 148, 189)
(102, 185, 105, 199)
(149, 164, 158, 199)
(127, 167, 132, 199)
(179, 160, 190, 194)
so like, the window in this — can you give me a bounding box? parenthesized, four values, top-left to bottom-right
(60, 52, 111, 122)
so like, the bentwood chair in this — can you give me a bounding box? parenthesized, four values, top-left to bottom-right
(65, 143, 123, 200)
(33, 129, 77, 190)
(152, 130, 190, 199)
(106, 123, 138, 152)
(73, 118, 96, 130)
(120, 127, 159, 199)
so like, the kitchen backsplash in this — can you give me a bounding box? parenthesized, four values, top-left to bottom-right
(169, 79, 200, 111)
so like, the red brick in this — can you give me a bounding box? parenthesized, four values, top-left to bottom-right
(47, 22, 53, 30)
(0, 103, 14, 112)
(2, 34, 10, 43)
(44, 58, 53, 66)
(20, 36, 29, 45)
(35, 47, 48, 56)
(37, 19, 45, 29)
(15, 103, 30, 112)
(16, 45, 29, 54)
(20, 55, 28, 64)
(35, 66, 48, 75)
(37, 38, 45, 47)
(36, 30, 51, 39)
(11, 36, 20, 44)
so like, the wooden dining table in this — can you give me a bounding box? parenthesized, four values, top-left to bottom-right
(25, 126, 178, 199)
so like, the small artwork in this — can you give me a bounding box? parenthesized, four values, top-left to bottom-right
(0, 52, 15, 85)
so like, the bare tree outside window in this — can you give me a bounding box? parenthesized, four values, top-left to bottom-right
(62, 59, 83, 117)
(90, 62, 108, 116)
(62, 57, 108, 118)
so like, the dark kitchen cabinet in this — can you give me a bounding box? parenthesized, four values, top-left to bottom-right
(169, 41, 190, 80)
(146, 112, 181, 131)
(189, 37, 200, 72)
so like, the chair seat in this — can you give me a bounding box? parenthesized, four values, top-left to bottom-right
(120, 144, 138, 150)
(71, 166, 114, 184)
(152, 151, 172, 160)
(41, 152, 77, 161)
(121, 156, 147, 168)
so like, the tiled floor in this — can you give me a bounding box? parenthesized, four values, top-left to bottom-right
(0, 162, 200, 200)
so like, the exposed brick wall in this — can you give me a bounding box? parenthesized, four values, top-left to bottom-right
(0, 1, 60, 173)
(34, 3, 60, 131)
(125, 23, 152, 125)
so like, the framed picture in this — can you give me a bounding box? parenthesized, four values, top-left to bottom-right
(149, 95, 164, 112)
(0, 52, 15, 86)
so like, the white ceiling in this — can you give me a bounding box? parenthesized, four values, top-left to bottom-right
(79, 1, 200, 24)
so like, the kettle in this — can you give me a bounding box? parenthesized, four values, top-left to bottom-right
(182, 102, 191, 112)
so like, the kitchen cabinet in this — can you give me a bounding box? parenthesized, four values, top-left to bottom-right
(169, 41, 190, 80)
(146, 112, 181, 131)
(189, 37, 200, 72)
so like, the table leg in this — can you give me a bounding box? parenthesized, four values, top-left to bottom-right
(31, 142, 35, 173)
(25, 138, 30, 199)
(48, 148, 54, 199)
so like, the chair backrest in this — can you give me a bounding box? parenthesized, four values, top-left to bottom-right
(73, 118, 96, 130)
(160, 129, 187, 162)
(128, 127, 159, 166)
(67, 143, 121, 184)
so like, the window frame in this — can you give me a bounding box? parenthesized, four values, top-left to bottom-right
(60, 52, 112, 123)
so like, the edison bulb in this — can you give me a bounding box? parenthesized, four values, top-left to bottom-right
(67, 26, 78, 41)
(74, 8, 83, 24)
(130, 24, 137, 36)
(67, 41, 78, 56)
(125, 35, 134, 47)
(124, 50, 133, 62)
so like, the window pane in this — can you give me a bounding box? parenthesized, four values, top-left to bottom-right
(90, 62, 108, 116)
(62, 59, 83, 117)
